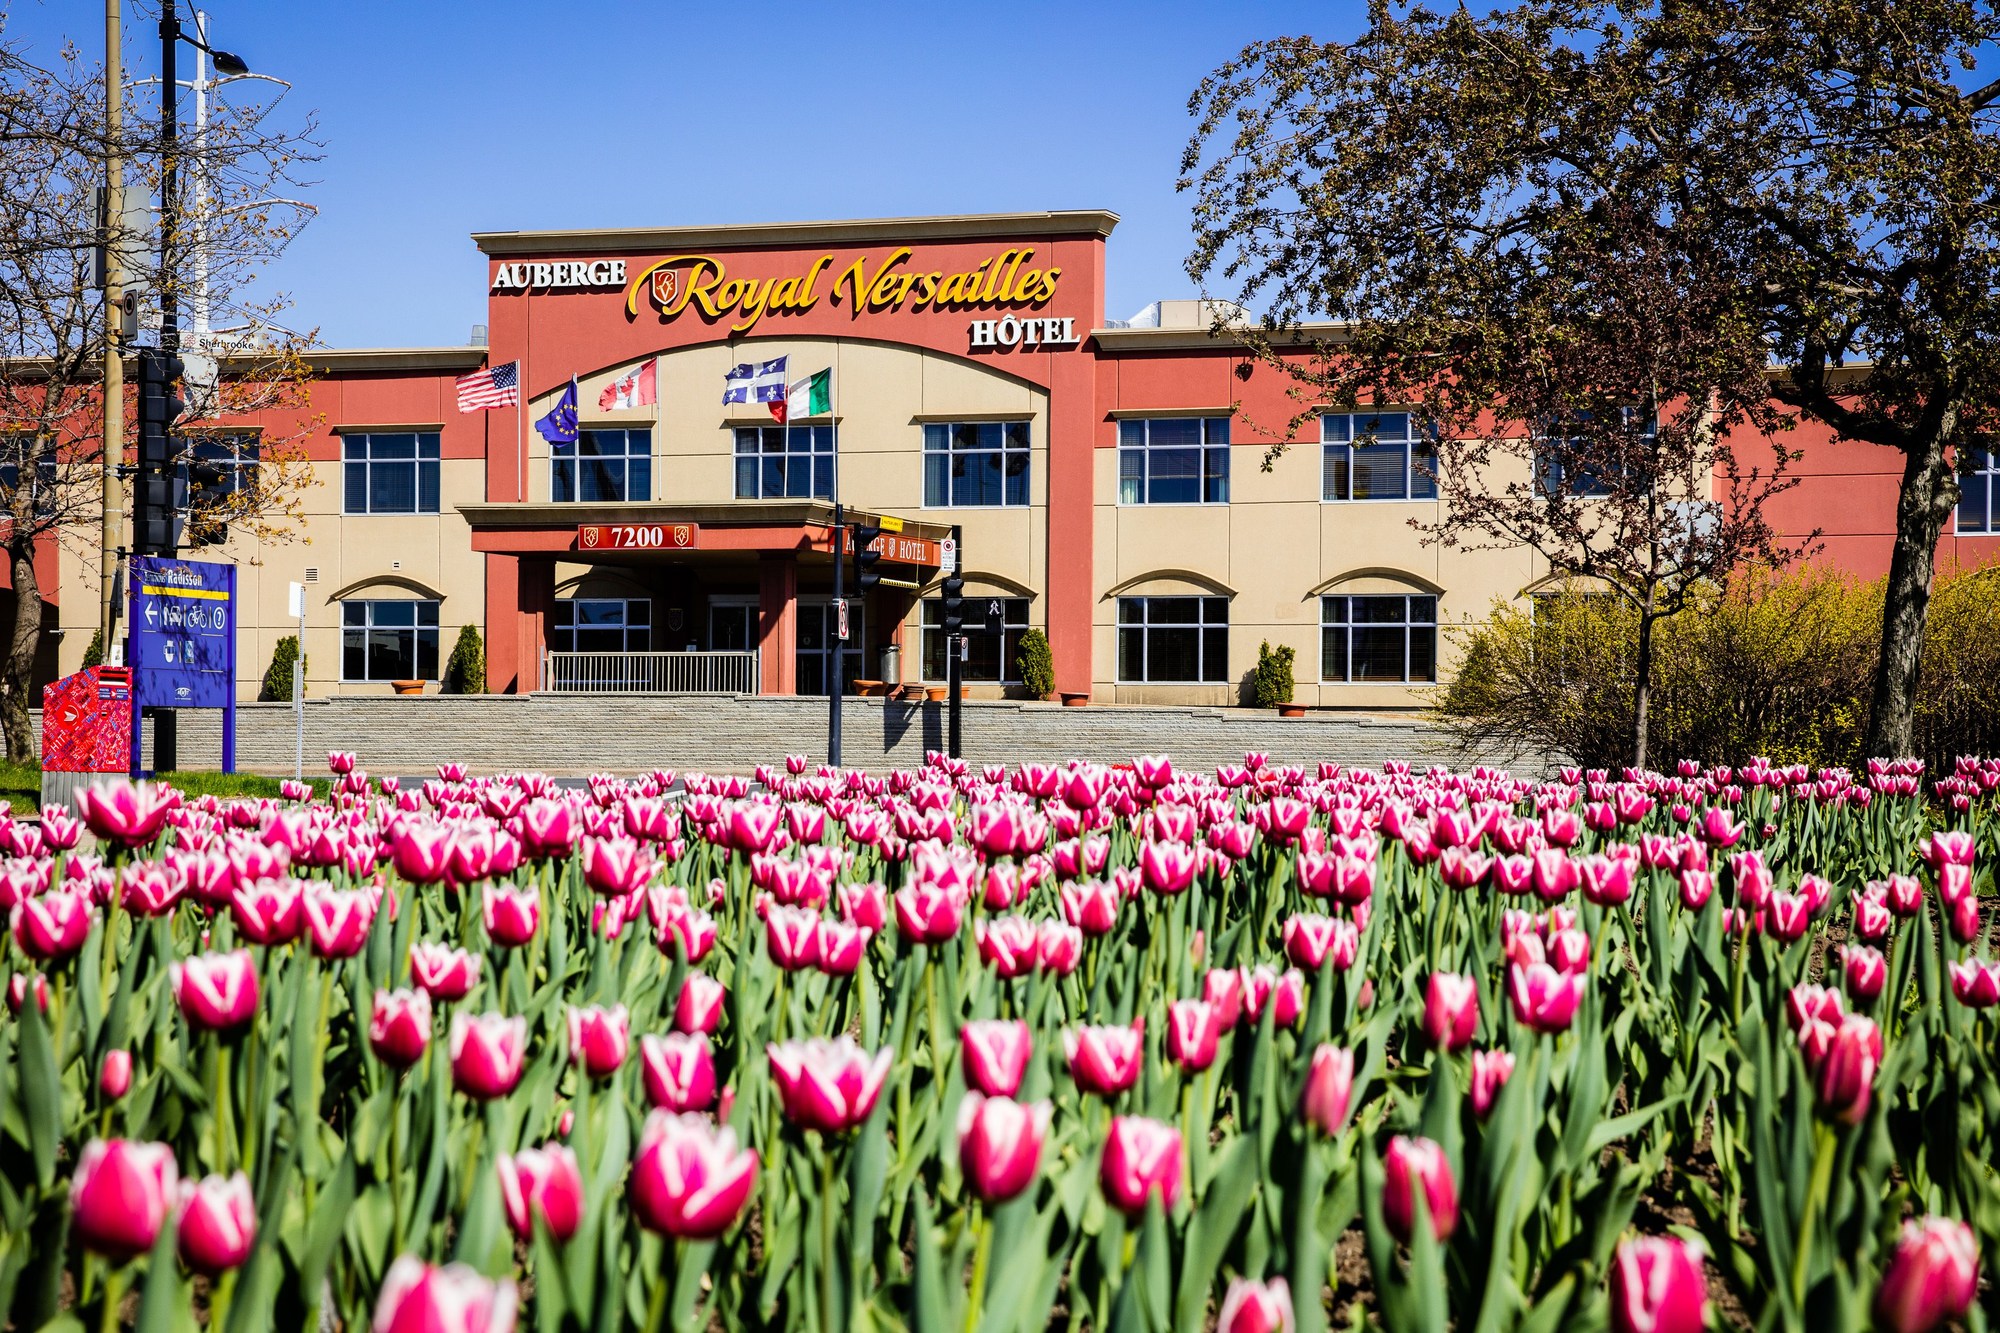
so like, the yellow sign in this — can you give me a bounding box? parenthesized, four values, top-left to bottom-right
(625, 247, 1062, 335)
(877, 516, 905, 533)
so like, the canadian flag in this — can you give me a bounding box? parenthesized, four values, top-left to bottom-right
(598, 358, 657, 411)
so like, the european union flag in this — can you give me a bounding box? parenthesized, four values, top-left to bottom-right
(536, 376, 580, 448)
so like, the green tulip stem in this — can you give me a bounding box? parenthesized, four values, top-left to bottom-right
(818, 1139, 839, 1333)
(1792, 1120, 1837, 1309)
(389, 1082, 405, 1255)
(213, 1040, 231, 1173)
(963, 1201, 992, 1333)
(97, 1265, 124, 1333)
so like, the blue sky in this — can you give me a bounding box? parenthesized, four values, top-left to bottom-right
(6, 1, 1357, 349)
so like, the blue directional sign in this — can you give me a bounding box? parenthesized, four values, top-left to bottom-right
(130, 556, 236, 709)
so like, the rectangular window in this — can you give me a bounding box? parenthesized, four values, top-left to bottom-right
(1959, 448, 1997, 534)
(1116, 596, 1229, 683)
(1321, 594, 1437, 683)
(0, 439, 60, 517)
(923, 422, 1031, 507)
(342, 433, 441, 515)
(920, 596, 1030, 681)
(550, 598, 652, 653)
(735, 425, 834, 500)
(553, 429, 651, 503)
(1321, 413, 1436, 501)
(341, 600, 440, 681)
(1117, 417, 1230, 504)
(1535, 412, 1653, 498)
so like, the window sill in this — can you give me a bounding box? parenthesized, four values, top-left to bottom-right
(1321, 497, 1438, 505)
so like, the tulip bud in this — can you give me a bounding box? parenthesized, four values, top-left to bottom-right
(1815, 1014, 1880, 1125)
(629, 1110, 759, 1239)
(566, 1004, 630, 1078)
(99, 1048, 132, 1100)
(1875, 1216, 1978, 1333)
(1300, 1044, 1354, 1135)
(370, 1257, 518, 1333)
(1166, 999, 1224, 1073)
(1099, 1115, 1184, 1215)
(170, 950, 260, 1032)
(957, 1093, 1051, 1202)
(1423, 972, 1479, 1051)
(496, 1143, 584, 1242)
(1609, 1235, 1708, 1333)
(961, 1019, 1033, 1097)
(176, 1172, 258, 1275)
(767, 1036, 893, 1132)
(1469, 1049, 1515, 1118)
(450, 1011, 528, 1100)
(1947, 958, 2000, 1008)
(1381, 1135, 1458, 1242)
(1508, 962, 1585, 1033)
(640, 1032, 718, 1113)
(70, 1139, 178, 1260)
(1063, 1021, 1144, 1096)
(1841, 945, 1888, 1003)
(1202, 968, 1244, 1027)
(6, 971, 48, 1014)
(409, 942, 481, 1002)
(369, 988, 433, 1068)
(675, 973, 726, 1035)
(1217, 1277, 1295, 1333)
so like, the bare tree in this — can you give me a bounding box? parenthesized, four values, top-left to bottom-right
(1181, 0, 2000, 760)
(0, 27, 320, 760)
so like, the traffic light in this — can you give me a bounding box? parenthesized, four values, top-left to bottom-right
(851, 522, 883, 591)
(133, 348, 186, 555)
(184, 455, 229, 547)
(941, 567, 965, 635)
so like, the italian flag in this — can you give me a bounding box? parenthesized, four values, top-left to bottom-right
(772, 368, 831, 424)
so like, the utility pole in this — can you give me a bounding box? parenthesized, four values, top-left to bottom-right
(828, 503, 844, 768)
(150, 4, 181, 771)
(946, 523, 963, 759)
(100, 0, 124, 645)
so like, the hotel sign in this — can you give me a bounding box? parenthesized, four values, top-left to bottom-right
(614, 246, 1078, 352)
(577, 523, 698, 551)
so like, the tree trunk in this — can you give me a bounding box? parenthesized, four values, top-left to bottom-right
(1, 539, 41, 763)
(1863, 438, 1959, 760)
(1632, 583, 1657, 771)
(1856, 438, 1952, 756)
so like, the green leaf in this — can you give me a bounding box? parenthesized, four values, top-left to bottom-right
(1175, 1134, 1257, 1329)
(132, 1215, 183, 1333)
(16, 990, 58, 1190)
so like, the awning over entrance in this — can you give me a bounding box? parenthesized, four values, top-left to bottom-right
(462, 501, 953, 696)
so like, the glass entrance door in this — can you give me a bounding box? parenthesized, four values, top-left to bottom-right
(796, 601, 864, 696)
(709, 601, 755, 652)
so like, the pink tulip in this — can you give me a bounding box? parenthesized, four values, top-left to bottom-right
(723, 801, 782, 855)
(566, 1004, 630, 1078)
(370, 988, 433, 1068)
(1853, 892, 1893, 942)
(12, 888, 92, 960)
(1579, 854, 1634, 906)
(1875, 1216, 1979, 1333)
(675, 974, 726, 1034)
(79, 782, 179, 848)
(1609, 1235, 1709, 1333)
(1948, 958, 2000, 1008)
(836, 882, 887, 931)
(962, 1019, 1033, 1097)
(1218, 1277, 1295, 1333)
(892, 880, 966, 944)
(176, 1172, 257, 1274)
(1382, 1134, 1458, 1241)
(1949, 891, 1980, 944)
(496, 1143, 584, 1242)
(410, 942, 481, 1001)
(1300, 1044, 1355, 1135)
(975, 915, 1039, 978)
(763, 903, 822, 970)
(958, 1092, 1051, 1202)
(1064, 1021, 1144, 1095)
(1240, 966, 1304, 1028)
(1883, 873, 1924, 916)
(1509, 962, 1585, 1033)
(1035, 921, 1083, 976)
(390, 822, 455, 885)
(70, 1138, 178, 1259)
(7, 971, 48, 1014)
(767, 1036, 893, 1132)
(629, 1110, 758, 1239)
(1697, 806, 1743, 847)
(170, 950, 260, 1031)
(1470, 1049, 1515, 1118)
(450, 1012, 528, 1099)
(482, 883, 540, 948)
(99, 1048, 132, 1100)
(1099, 1115, 1184, 1215)
(1139, 840, 1198, 895)
(517, 799, 580, 860)
(305, 885, 375, 958)
(1203, 968, 1245, 1028)
(1059, 880, 1122, 934)
(580, 837, 653, 896)
(640, 1032, 717, 1112)
(815, 918, 870, 975)
(1424, 972, 1479, 1051)
(370, 1256, 518, 1333)
(1815, 1013, 1880, 1125)
(1166, 999, 1224, 1072)
(1284, 914, 1359, 971)
(1920, 830, 1977, 869)
(118, 863, 185, 916)
(1842, 945, 1889, 1002)
(1764, 889, 1812, 943)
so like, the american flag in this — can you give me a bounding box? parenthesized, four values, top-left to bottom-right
(456, 360, 520, 412)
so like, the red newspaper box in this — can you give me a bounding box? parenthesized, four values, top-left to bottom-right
(41, 666, 133, 773)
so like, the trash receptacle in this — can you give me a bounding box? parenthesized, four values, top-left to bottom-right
(881, 644, 902, 687)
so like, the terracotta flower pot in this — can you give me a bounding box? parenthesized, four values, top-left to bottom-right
(926, 686, 948, 703)
(853, 679, 885, 698)
(1278, 703, 1306, 718)
(392, 679, 426, 696)
(1060, 692, 1090, 707)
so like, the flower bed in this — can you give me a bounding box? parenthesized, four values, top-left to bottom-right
(2, 750, 1996, 1332)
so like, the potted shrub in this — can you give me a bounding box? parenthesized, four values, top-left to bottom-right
(1253, 640, 1303, 716)
(1016, 628, 1055, 701)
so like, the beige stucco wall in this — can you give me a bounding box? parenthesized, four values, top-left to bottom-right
(1091, 434, 1543, 708)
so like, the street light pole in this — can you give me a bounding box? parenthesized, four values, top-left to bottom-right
(100, 0, 124, 645)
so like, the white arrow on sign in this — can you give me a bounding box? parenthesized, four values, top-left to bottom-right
(144, 599, 157, 625)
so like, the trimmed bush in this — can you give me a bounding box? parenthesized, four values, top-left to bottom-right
(443, 622, 487, 694)
(79, 627, 103, 669)
(1016, 627, 1054, 698)
(259, 634, 304, 702)
(1252, 639, 1296, 708)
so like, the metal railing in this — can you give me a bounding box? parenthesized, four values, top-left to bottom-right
(540, 651, 761, 694)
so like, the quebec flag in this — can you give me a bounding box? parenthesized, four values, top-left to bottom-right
(722, 357, 788, 406)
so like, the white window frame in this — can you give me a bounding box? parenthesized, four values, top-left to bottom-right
(551, 598, 652, 653)
(1320, 412, 1437, 502)
(1116, 417, 1231, 506)
(922, 422, 1032, 509)
(1320, 593, 1438, 684)
(1959, 448, 1997, 534)
(341, 599, 441, 682)
(1116, 595, 1230, 683)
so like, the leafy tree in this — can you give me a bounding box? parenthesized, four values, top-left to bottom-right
(1182, 0, 2000, 761)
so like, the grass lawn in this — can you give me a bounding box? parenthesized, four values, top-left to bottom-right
(0, 760, 326, 815)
